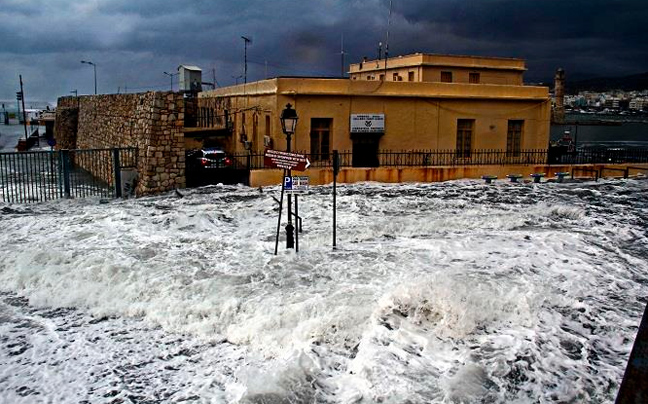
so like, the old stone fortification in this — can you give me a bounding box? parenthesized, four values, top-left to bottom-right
(56, 92, 186, 195)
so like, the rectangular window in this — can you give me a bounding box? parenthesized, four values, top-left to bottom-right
(310, 118, 332, 160)
(379, 74, 385, 81)
(265, 115, 271, 137)
(456, 119, 474, 158)
(469, 72, 480, 84)
(408, 71, 415, 82)
(507, 120, 524, 157)
(393, 73, 399, 81)
(441, 71, 453, 83)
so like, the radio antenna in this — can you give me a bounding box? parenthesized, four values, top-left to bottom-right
(383, 0, 393, 80)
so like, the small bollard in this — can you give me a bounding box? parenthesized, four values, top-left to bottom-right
(530, 173, 545, 183)
(506, 174, 523, 183)
(555, 172, 570, 183)
(481, 175, 497, 184)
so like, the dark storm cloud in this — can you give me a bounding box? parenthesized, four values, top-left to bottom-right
(1, 0, 646, 102)
(402, 0, 647, 43)
(396, 0, 648, 79)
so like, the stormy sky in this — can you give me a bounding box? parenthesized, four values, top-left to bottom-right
(1, 0, 647, 104)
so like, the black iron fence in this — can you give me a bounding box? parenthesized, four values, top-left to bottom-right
(230, 147, 648, 170)
(0, 147, 137, 204)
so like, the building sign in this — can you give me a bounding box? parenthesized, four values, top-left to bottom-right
(284, 176, 309, 194)
(350, 114, 385, 133)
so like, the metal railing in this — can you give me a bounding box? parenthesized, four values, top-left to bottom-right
(0, 147, 137, 204)
(231, 147, 648, 170)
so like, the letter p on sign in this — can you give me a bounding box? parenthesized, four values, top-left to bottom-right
(284, 176, 293, 191)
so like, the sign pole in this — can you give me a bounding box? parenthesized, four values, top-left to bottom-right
(333, 150, 339, 249)
(285, 134, 295, 249)
(295, 195, 299, 252)
(274, 170, 286, 255)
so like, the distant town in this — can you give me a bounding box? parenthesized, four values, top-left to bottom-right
(558, 89, 648, 115)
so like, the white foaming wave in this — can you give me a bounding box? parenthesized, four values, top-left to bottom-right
(2, 180, 648, 403)
(337, 274, 540, 402)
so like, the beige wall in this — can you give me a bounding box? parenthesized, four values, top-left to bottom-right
(350, 53, 526, 85)
(199, 77, 550, 157)
(198, 80, 279, 155)
(420, 66, 522, 85)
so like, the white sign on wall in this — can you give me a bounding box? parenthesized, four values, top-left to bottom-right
(350, 114, 385, 133)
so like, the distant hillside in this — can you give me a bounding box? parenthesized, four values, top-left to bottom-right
(566, 72, 648, 93)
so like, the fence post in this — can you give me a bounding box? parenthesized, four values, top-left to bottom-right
(61, 150, 71, 198)
(113, 148, 122, 198)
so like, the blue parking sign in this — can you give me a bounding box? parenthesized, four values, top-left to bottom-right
(284, 176, 293, 191)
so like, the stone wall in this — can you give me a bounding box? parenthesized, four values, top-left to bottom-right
(54, 100, 79, 150)
(55, 92, 186, 195)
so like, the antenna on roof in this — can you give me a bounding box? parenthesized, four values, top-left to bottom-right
(340, 33, 346, 78)
(384, 0, 393, 80)
(241, 36, 252, 84)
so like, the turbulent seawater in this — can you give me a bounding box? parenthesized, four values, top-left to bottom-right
(1, 179, 647, 403)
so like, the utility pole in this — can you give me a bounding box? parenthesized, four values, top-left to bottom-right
(164, 71, 177, 91)
(19, 75, 27, 141)
(241, 36, 252, 84)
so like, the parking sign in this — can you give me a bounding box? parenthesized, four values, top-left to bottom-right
(284, 176, 293, 191)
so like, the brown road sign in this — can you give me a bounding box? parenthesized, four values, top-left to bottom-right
(264, 149, 310, 171)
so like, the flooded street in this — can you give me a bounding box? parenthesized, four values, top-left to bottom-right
(1, 179, 647, 402)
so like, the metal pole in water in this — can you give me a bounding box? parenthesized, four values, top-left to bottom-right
(285, 133, 294, 249)
(294, 195, 299, 252)
(113, 148, 122, 198)
(333, 150, 339, 249)
(274, 169, 286, 255)
(616, 300, 648, 403)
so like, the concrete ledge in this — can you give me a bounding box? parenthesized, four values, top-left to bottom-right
(250, 163, 648, 187)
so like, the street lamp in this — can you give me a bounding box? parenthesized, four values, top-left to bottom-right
(280, 103, 298, 143)
(163, 71, 177, 91)
(80, 60, 97, 95)
(280, 103, 299, 248)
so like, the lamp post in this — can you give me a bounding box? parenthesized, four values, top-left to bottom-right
(163, 71, 177, 91)
(80, 60, 97, 94)
(280, 103, 298, 249)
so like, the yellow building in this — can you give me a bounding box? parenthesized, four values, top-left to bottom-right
(192, 53, 550, 167)
(349, 53, 526, 85)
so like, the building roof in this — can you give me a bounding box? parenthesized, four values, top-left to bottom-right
(178, 65, 202, 71)
(349, 53, 526, 74)
(200, 77, 548, 101)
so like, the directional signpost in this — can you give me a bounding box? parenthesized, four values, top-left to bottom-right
(268, 149, 312, 254)
(264, 149, 310, 171)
